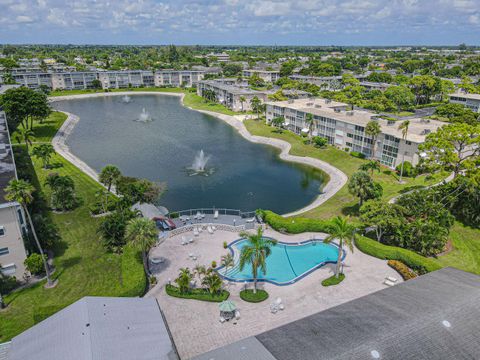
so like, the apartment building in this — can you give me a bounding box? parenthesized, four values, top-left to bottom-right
(51, 72, 98, 90)
(98, 70, 155, 89)
(0, 111, 28, 280)
(197, 79, 268, 111)
(154, 70, 205, 87)
(449, 92, 480, 113)
(289, 74, 368, 90)
(359, 81, 392, 92)
(242, 69, 281, 83)
(266, 98, 445, 168)
(3, 72, 54, 89)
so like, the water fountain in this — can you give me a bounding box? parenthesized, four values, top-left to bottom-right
(136, 108, 152, 122)
(188, 150, 213, 176)
(122, 95, 131, 103)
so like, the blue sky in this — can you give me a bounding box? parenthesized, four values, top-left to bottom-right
(1, 0, 479, 45)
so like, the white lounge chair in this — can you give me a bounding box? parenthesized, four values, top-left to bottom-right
(384, 279, 396, 286)
(151, 257, 164, 264)
(386, 276, 398, 283)
(214, 210, 219, 219)
(279, 304, 285, 311)
(188, 237, 194, 243)
(193, 228, 199, 237)
(235, 310, 240, 320)
(192, 256, 197, 261)
(207, 226, 214, 234)
(212, 226, 216, 231)
(275, 297, 282, 305)
(246, 217, 255, 223)
(219, 316, 226, 323)
(189, 253, 194, 258)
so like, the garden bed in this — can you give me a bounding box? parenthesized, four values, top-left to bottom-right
(165, 284, 229, 302)
(322, 274, 345, 286)
(240, 289, 269, 303)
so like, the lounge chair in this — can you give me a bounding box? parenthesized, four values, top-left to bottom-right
(386, 276, 397, 283)
(235, 310, 240, 320)
(151, 257, 164, 264)
(193, 228, 199, 237)
(188, 237, 194, 243)
(214, 210, 219, 219)
(279, 304, 285, 311)
(212, 226, 216, 231)
(207, 226, 214, 234)
(219, 316, 226, 323)
(384, 279, 396, 286)
(246, 217, 255, 223)
(189, 253, 194, 258)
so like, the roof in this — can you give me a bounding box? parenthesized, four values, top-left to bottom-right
(7, 297, 178, 360)
(0, 112, 18, 201)
(0, 342, 11, 360)
(193, 267, 480, 360)
(199, 80, 267, 96)
(449, 92, 480, 101)
(132, 202, 168, 219)
(266, 98, 445, 143)
(0, 85, 21, 94)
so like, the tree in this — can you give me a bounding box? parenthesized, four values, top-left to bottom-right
(359, 160, 380, 175)
(305, 113, 315, 141)
(398, 120, 410, 183)
(32, 144, 55, 169)
(16, 127, 35, 152)
(239, 96, 246, 112)
(248, 73, 265, 88)
(323, 216, 356, 278)
(99, 165, 122, 192)
(365, 121, 381, 159)
(5, 179, 53, 287)
(250, 96, 262, 120)
(409, 75, 438, 105)
(24, 253, 48, 275)
(202, 272, 223, 295)
(221, 253, 234, 273)
(271, 116, 285, 130)
(125, 217, 158, 275)
(44, 173, 77, 211)
(360, 200, 405, 243)
(175, 268, 193, 294)
(384, 85, 415, 111)
(348, 171, 383, 206)
(238, 227, 277, 293)
(91, 79, 102, 89)
(313, 136, 328, 148)
(99, 206, 137, 250)
(418, 123, 480, 177)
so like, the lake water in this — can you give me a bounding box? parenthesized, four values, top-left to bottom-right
(53, 94, 326, 213)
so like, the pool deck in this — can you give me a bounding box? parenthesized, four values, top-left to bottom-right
(146, 226, 402, 359)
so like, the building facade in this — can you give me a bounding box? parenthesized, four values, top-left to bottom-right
(154, 70, 205, 87)
(242, 69, 281, 83)
(449, 92, 480, 113)
(266, 98, 444, 168)
(0, 111, 28, 280)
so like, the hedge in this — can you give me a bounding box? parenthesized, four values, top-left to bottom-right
(262, 210, 336, 234)
(387, 260, 417, 280)
(165, 284, 229, 302)
(355, 236, 442, 274)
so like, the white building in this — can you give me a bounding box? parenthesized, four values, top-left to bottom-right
(449, 92, 480, 113)
(154, 70, 205, 87)
(98, 70, 155, 89)
(242, 69, 281, 83)
(0, 111, 29, 280)
(266, 98, 445, 168)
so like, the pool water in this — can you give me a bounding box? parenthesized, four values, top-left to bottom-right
(221, 239, 340, 285)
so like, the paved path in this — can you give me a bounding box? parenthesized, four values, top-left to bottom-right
(49, 91, 347, 217)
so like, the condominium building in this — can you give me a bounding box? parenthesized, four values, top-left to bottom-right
(289, 74, 368, 90)
(448, 92, 480, 113)
(154, 70, 205, 87)
(98, 70, 155, 89)
(197, 79, 268, 111)
(359, 81, 392, 92)
(242, 69, 281, 83)
(51, 72, 98, 90)
(0, 111, 28, 280)
(266, 98, 445, 168)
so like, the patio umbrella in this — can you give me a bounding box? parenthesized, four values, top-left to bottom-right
(219, 300, 237, 319)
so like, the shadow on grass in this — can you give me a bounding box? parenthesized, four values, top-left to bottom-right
(341, 203, 360, 217)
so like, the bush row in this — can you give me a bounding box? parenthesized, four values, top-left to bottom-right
(262, 210, 336, 234)
(387, 260, 417, 280)
(165, 284, 230, 302)
(355, 235, 442, 274)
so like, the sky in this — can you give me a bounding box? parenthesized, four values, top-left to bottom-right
(0, 0, 479, 45)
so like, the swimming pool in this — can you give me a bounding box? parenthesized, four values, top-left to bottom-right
(219, 238, 343, 285)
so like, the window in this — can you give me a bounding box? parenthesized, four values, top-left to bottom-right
(0, 247, 9, 256)
(0, 264, 16, 276)
(0, 226, 4, 236)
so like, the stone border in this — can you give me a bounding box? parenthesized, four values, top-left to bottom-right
(49, 91, 347, 217)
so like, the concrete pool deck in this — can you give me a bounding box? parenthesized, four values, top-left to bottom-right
(146, 227, 402, 359)
(49, 91, 347, 217)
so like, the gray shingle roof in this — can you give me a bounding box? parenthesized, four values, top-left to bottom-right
(7, 297, 178, 360)
(193, 267, 480, 360)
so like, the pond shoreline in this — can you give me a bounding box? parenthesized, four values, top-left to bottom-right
(49, 91, 347, 217)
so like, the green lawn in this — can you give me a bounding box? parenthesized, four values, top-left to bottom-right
(244, 119, 447, 219)
(0, 112, 145, 342)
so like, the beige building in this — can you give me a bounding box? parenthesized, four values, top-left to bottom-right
(449, 92, 480, 113)
(242, 69, 281, 83)
(0, 111, 28, 280)
(266, 98, 445, 168)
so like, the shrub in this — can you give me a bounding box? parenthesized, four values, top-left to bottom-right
(355, 235, 442, 274)
(24, 253, 47, 275)
(261, 210, 346, 234)
(313, 136, 328, 148)
(350, 151, 366, 159)
(322, 273, 345, 286)
(387, 260, 417, 280)
(211, 261, 217, 268)
(240, 289, 269, 303)
(0, 273, 18, 294)
(223, 241, 228, 249)
(165, 284, 229, 302)
(89, 193, 118, 215)
(395, 161, 416, 177)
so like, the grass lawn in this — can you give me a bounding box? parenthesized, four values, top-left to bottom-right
(437, 222, 480, 274)
(0, 112, 145, 342)
(244, 119, 447, 219)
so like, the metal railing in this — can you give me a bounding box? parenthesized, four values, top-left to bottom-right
(169, 208, 256, 219)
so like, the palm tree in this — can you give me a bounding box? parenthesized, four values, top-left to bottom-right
(305, 113, 315, 142)
(365, 121, 381, 160)
(32, 144, 56, 169)
(359, 160, 380, 175)
(16, 127, 35, 152)
(125, 217, 158, 275)
(239, 95, 246, 112)
(398, 120, 410, 183)
(99, 165, 121, 192)
(221, 253, 234, 274)
(5, 179, 53, 287)
(238, 227, 277, 293)
(175, 267, 193, 293)
(194, 264, 207, 282)
(250, 96, 262, 120)
(324, 216, 357, 278)
(202, 272, 223, 295)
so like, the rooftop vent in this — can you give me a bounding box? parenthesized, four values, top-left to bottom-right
(306, 102, 314, 106)
(315, 104, 322, 108)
